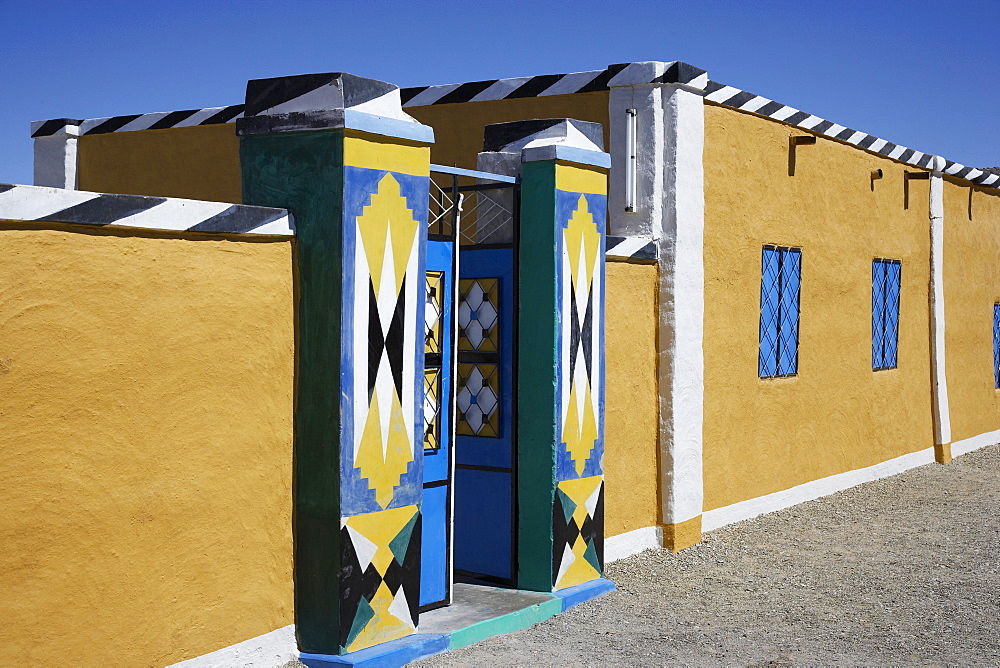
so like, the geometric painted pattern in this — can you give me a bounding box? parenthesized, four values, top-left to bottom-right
(553, 476, 603, 590)
(339, 505, 421, 653)
(458, 278, 499, 352)
(352, 173, 421, 510)
(560, 195, 601, 476)
(456, 363, 500, 437)
(554, 188, 605, 592)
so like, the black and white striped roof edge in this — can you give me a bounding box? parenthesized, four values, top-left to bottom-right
(606, 235, 657, 262)
(30, 62, 998, 190)
(0, 183, 293, 236)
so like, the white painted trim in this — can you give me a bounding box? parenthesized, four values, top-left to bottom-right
(702, 447, 936, 532)
(608, 84, 663, 237)
(168, 624, 297, 668)
(658, 85, 706, 526)
(951, 428, 1000, 458)
(604, 525, 662, 562)
(928, 157, 952, 445)
(33, 130, 78, 189)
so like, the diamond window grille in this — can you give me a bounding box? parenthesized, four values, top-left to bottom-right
(456, 363, 500, 437)
(425, 271, 443, 354)
(759, 245, 801, 378)
(872, 258, 901, 371)
(457, 278, 499, 352)
(423, 367, 441, 450)
(993, 304, 1000, 389)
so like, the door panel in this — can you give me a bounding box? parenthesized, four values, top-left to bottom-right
(419, 239, 454, 610)
(453, 247, 515, 584)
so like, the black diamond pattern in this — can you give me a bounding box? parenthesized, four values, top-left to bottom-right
(368, 277, 408, 401)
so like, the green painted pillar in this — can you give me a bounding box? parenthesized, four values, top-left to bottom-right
(479, 120, 610, 592)
(238, 73, 434, 655)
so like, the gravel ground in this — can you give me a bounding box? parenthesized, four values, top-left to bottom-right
(414, 444, 1000, 666)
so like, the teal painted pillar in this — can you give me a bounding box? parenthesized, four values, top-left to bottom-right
(237, 72, 434, 655)
(480, 120, 611, 592)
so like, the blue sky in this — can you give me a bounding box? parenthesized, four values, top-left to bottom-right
(1, 0, 997, 185)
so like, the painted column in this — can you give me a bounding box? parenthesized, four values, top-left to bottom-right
(609, 62, 708, 552)
(928, 155, 952, 464)
(238, 72, 433, 656)
(479, 119, 609, 592)
(31, 119, 80, 189)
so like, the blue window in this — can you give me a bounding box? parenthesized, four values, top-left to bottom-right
(993, 304, 1000, 389)
(872, 259, 901, 370)
(759, 245, 801, 378)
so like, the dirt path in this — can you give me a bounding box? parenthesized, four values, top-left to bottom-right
(416, 444, 1000, 666)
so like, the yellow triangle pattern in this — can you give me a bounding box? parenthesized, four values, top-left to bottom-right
(555, 476, 603, 590)
(355, 391, 414, 509)
(563, 376, 599, 475)
(563, 194, 601, 294)
(357, 173, 419, 297)
(345, 505, 418, 574)
(344, 505, 418, 652)
(345, 580, 413, 652)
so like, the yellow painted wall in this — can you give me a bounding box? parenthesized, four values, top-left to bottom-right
(702, 104, 935, 511)
(0, 223, 295, 666)
(943, 180, 1000, 442)
(603, 262, 660, 536)
(407, 92, 610, 169)
(78, 124, 242, 203)
(73, 92, 609, 203)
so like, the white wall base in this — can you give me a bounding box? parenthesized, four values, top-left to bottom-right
(604, 525, 663, 563)
(169, 624, 297, 668)
(702, 447, 937, 532)
(951, 428, 1000, 458)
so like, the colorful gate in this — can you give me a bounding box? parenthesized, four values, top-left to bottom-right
(420, 165, 519, 592)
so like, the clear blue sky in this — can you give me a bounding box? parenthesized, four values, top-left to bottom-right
(1, 0, 997, 186)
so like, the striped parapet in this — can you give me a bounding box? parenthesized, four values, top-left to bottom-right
(31, 61, 999, 190)
(605, 235, 656, 262)
(0, 183, 292, 235)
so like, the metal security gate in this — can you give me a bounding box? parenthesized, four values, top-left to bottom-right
(419, 165, 519, 607)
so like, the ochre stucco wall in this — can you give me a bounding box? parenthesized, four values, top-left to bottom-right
(603, 261, 660, 536)
(0, 223, 295, 666)
(943, 180, 1000, 443)
(408, 92, 610, 169)
(73, 92, 609, 203)
(78, 124, 242, 203)
(702, 104, 935, 511)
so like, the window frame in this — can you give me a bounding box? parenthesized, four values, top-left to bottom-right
(759, 244, 802, 379)
(992, 303, 1000, 390)
(872, 258, 902, 371)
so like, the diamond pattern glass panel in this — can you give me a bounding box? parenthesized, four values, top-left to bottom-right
(424, 366, 441, 450)
(456, 363, 500, 437)
(759, 245, 801, 378)
(872, 258, 901, 370)
(458, 278, 499, 352)
(993, 304, 1000, 389)
(425, 271, 443, 354)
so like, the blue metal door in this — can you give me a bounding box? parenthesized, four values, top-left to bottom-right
(419, 238, 455, 611)
(453, 248, 516, 585)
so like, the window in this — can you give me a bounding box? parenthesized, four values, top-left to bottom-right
(993, 304, 1000, 389)
(872, 259, 901, 370)
(759, 245, 801, 378)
